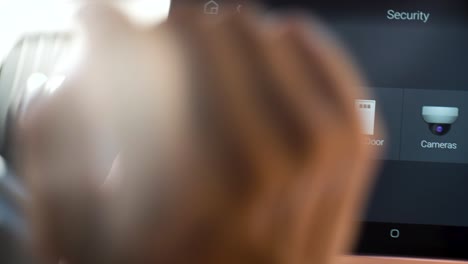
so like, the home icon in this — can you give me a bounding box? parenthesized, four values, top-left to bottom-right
(204, 0, 219, 15)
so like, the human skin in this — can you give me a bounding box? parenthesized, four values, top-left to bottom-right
(13, 3, 402, 264)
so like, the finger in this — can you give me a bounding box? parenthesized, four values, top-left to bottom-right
(77, 2, 135, 49)
(228, 14, 375, 264)
(279, 19, 376, 259)
(288, 21, 376, 252)
(244, 18, 358, 263)
(190, 13, 365, 264)
(286, 18, 375, 161)
(18, 86, 107, 264)
(192, 14, 294, 183)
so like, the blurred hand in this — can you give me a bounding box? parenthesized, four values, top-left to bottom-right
(17, 3, 377, 264)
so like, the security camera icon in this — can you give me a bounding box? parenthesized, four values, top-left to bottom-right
(421, 106, 459, 136)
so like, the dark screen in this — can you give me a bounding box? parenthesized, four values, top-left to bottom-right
(169, 0, 468, 258)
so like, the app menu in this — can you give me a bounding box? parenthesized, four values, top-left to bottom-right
(356, 88, 467, 164)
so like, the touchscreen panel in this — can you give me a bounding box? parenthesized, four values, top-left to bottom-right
(170, 0, 468, 259)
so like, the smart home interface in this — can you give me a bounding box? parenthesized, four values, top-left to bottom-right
(356, 88, 466, 164)
(171, 0, 468, 259)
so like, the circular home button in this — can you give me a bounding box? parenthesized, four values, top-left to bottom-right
(390, 228, 400, 239)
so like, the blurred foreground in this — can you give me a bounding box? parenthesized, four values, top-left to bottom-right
(2, 3, 376, 264)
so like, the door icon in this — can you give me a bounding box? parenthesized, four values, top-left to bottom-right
(355, 99, 376, 136)
(204, 0, 219, 15)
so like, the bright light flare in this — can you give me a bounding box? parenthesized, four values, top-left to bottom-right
(46, 75, 66, 94)
(27, 73, 48, 93)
